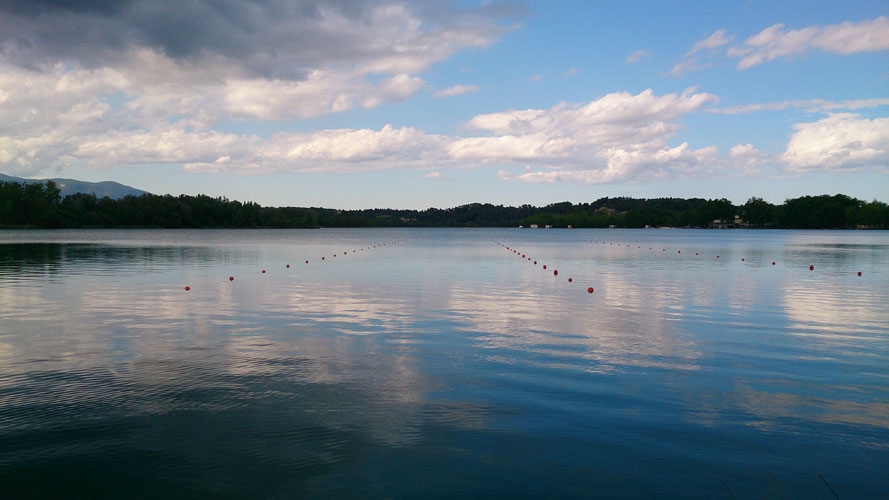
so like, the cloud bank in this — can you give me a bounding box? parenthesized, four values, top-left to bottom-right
(0, 3, 886, 191)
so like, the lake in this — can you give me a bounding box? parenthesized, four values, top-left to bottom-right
(1, 228, 887, 499)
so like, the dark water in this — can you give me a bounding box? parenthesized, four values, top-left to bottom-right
(1, 229, 887, 499)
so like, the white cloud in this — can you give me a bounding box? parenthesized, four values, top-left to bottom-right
(730, 144, 759, 157)
(454, 89, 722, 183)
(687, 29, 733, 56)
(625, 50, 649, 64)
(498, 143, 721, 184)
(0, 2, 517, 176)
(714, 97, 889, 115)
(0, 81, 734, 184)
(8, 38, 880, 189)
(423, 171, 452, 180)
(728, 16, 889, 69)
(729, 144, 768, 174)
(433, 84, 481, 98)
(0, 1, 512, 129)
(782, 113, 889, 172)
(665, 58, 713, 77)
(667, 30, 731, 77)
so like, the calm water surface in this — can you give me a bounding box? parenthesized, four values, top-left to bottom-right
(1, 229, 887, 499)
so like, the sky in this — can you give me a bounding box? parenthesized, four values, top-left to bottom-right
(0, 0, 887, 209)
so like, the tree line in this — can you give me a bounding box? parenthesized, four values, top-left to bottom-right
(1, 180, 887, 229)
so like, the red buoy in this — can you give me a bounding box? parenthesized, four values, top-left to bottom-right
(229, 276, 234, 281)
(262, 269, 266, 273)
(858, 271, 862, 276)
(809, 265, 814, 271)
(587, 287, 594, 294)
(322, 257, 325, 260)
(184, 286, 191, 291)
(534, 261, 537, 265)
(306, 260, 309, 264)
(553, 270, 558, 276)
(772, 262, 776, 266)
(543, 265, 547, 270)
(286, 264, 290, 268)
(741, 258, 745, 262)
(568, 277, 573, 283)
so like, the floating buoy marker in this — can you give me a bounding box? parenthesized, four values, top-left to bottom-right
(184, 286, 190, 291)
(858, 271, 862, 276)
(543, 265, 547, 270)
(229, 276, 234, 281)
(587, 287, 594, 294)
(568, 277, 573, 283)
(553, 270, 558, 276)
(809, 265, 814, 271)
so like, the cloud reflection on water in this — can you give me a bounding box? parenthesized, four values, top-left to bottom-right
(1, 230, 888, 497)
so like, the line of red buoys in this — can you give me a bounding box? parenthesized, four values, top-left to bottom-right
(185, 239, 405, 292)
(494, 241, 595, 295)
(587, 238, 871, 283)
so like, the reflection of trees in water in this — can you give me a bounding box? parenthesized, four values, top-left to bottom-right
(0, 243, 235, 278)
(0, 243, 65, 277)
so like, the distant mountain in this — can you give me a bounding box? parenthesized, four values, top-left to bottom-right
(0, 173, 150, 199)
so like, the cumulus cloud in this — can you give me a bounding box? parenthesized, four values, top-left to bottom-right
(781, 113, 889, 172)
(728, 16, 889, 69)
(433, 84, 481, 98)
(454, 88, 722, 183)
(730, 144, 759, 157)
(0, 0, 518, 126)
(0, 78, 734, 183)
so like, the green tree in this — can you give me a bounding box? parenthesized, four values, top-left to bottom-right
(741, 197, 774, 227)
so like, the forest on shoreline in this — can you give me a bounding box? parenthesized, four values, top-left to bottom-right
(1, 179, 887, 230)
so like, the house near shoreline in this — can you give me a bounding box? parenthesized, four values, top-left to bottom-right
(710, 215, 748, 229)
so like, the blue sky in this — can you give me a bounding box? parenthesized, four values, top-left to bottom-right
(1, 0, 887, 209)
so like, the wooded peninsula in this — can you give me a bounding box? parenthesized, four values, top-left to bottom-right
(1, 179, 887, 229)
